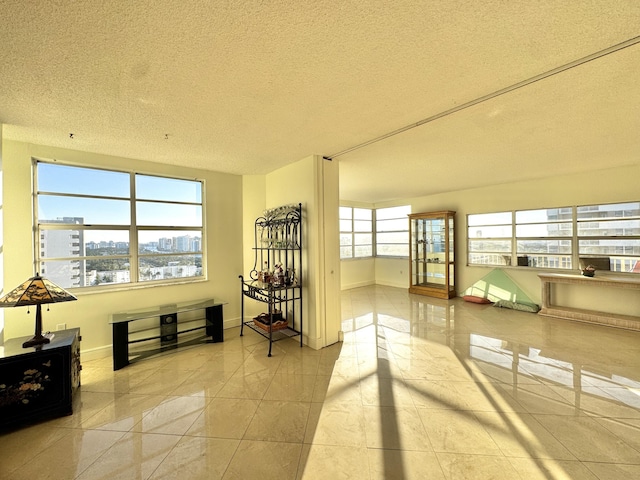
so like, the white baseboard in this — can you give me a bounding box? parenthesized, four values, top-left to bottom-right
(81, 344, 112, 362)
(375, 280, 408, 289)
(341, 280, 376, 290)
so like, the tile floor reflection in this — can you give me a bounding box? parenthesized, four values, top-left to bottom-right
(2, 285, 640, 479)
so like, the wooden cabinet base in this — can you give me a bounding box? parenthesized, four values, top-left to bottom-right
(0, 328, 81, 430)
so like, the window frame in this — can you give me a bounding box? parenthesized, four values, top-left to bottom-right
(467, 211, 513, 267)
(577, 201, 640, 273)
(468, 201, 640, 274)
(34, 159, 206, 290)
(339, 206, 373, 260)
(514, 207, 573, 269)
(375, 205, 411, 258)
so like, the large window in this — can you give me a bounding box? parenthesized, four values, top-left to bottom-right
(468, 201, 640, 273)
(339, 207, 372, 259)
(36, 161, 204, 289)
(375, 205, 411, 257)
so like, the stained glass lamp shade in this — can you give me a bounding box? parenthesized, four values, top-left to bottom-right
(0, 273, 77, 348)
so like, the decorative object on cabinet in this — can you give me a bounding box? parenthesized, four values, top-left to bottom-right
(408, 210, 456, 299)
(239, 203, 303, 356)
(109, 299, 225, 370)
(0, 328, 81, 429)
(0, 273, 77, 348)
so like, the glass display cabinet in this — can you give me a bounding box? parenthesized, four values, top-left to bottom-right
(408, 210, 456, 299)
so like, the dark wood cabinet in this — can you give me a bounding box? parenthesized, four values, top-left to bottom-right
(0, 328, 81, 429)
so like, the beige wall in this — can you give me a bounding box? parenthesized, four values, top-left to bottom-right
(340, 258, 375, 290)
(263, 155, 341, 349)
(0, 125, 3, 343)
(2, 140, 244, 358)
(241, 174, 267, 320)
(366, 163, 640, 316)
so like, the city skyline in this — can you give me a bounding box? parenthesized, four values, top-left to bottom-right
(86, 234, 202, 253)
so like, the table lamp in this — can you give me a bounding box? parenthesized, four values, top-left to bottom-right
(0, 273, 77, 348)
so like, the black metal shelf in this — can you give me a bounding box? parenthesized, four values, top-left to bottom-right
(240, 203, 303, 356)
(110, 299, 225, 370)
(242, 321, 302, 342)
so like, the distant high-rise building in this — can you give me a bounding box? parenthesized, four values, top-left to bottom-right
(40, 217, 85, 287)
(158, 237, 173, 251)
(175, 235, 191, 252)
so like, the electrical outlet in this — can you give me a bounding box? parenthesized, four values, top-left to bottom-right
(56, 323, 67, 330)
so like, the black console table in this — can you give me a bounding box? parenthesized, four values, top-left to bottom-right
(0, 328, 81, 429)
(110, 299, 225, 370)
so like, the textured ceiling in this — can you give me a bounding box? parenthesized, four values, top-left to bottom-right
(2, 1, 640, 203)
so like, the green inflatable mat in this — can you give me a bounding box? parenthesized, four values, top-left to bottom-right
(463, 268, 538, 309)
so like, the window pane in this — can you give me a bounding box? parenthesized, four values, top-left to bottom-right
(354, 208, 371, 220)
(468, 239, 511, 252)
(84, 230, 130, 252)
(339, 234, 352, 246)
(577, 202, 640, 220)
(468, 253, 509, 265)
(355, 245, 373, 257)
(138, 230, 202, 253)
(39, 258, 130, 288)
(353, 220, 371, 232)
(38, 163, 129, 198)
(139, 254, 202, 281)
(340, 219, 352, 232)
(340, 246, 353, 258)
(38, 196, 130, 225)
(516, 223, 573, 237)
(579, 239, 640, 256)
(136, 175, 202, 203)
(377, 232, 408, 244)
(38, 229, 83, 258)
(136, 202, 203, 227)
(376, 206, 409, 257)
(339, 207, 352, 219)
(376, 205, 410, 220)
(468, 225, 512, 238)
(610, 258, 640, 273)
(377, 218, 408, 232)
(85, 258, 131, 285)
(516, 208, 572, 223)
(518, 254, 572, 269)
(354, 233, 372, 245)
(517, 240, 572, 254)
(376, 244, 409, 256)
(40, 229, 130, 258)
(577, 219, 640, 236)
(468, 212, 511, 226)
(38, 259, 84, 288)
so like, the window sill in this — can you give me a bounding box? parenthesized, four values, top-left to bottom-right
(69, 277, 208, 296)
(467, 264, 639, 276)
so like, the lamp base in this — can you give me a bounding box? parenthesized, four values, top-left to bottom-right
(22, 333, 54, 348)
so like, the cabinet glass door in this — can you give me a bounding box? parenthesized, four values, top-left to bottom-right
(409, 211, 455, 299)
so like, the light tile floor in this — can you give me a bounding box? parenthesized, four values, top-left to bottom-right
(2, 285, 640, 479)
